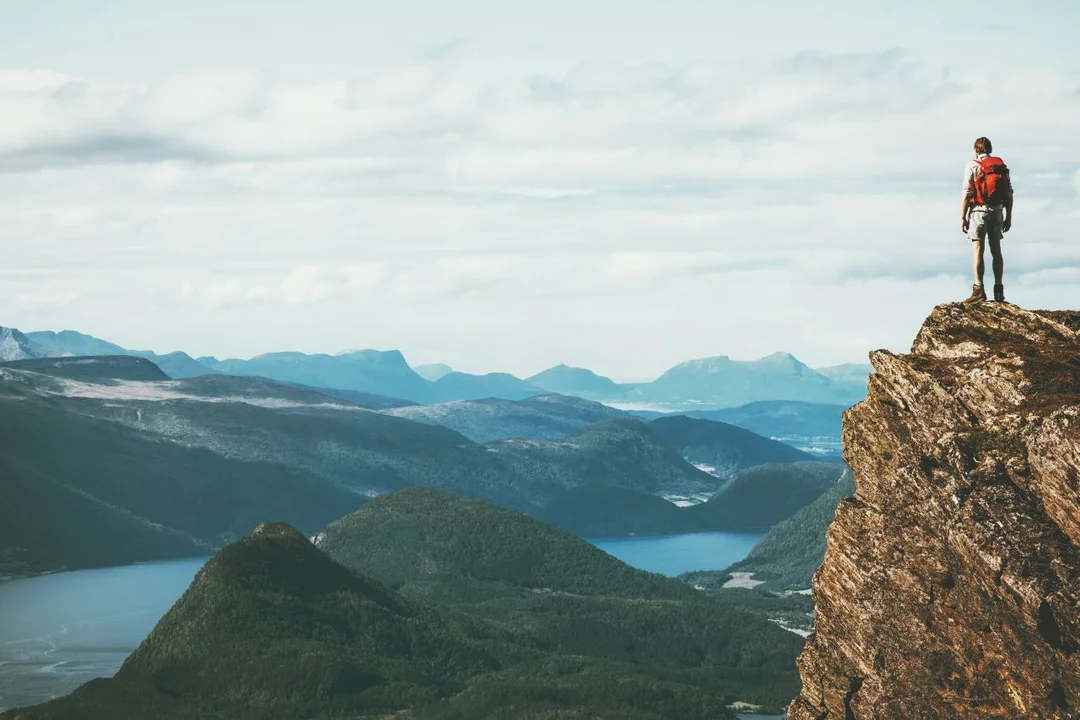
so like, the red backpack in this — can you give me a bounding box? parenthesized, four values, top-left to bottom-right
(973, 156, 1012, 206)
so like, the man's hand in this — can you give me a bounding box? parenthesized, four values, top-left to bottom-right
(962, 217, 969, 233)
(1003, 217, 1012, 233)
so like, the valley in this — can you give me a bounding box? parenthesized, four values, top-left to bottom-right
(0, 353, 850, 579)
(0, 329, 860, 718)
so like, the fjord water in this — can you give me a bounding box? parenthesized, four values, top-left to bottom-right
(0, 531, 762, 713)
(590, 530, 765, 577)
(0, 558, 205, 712)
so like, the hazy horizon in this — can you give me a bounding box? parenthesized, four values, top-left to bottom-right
(9, 323, 869, 384)
(3, 0, 1079, 379)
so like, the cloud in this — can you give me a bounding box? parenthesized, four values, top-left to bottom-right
(344, 263, 388, 289)
(201, 278, 269, 309)
(279, 265, 334, 304)
(1, 51, 1079, 374)
(2, 51, 1074, 190)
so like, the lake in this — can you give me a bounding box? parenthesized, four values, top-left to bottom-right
(0, 559, 206, 713)
(0, 530, 763, 713)
(590, 530, 764, 577)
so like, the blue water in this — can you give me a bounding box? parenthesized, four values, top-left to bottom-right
(0, 531, 762, 712)
(590, 530, 765, 577)
(0, 558, 206, 713)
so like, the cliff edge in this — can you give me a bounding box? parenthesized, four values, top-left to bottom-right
(790, 302, 1080, 720)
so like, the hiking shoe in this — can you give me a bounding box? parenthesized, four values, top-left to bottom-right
(994, 284, 1005, 302)
(964, 284, 986, 304)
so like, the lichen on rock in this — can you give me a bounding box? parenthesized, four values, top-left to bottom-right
(789, 302, 1080, 720)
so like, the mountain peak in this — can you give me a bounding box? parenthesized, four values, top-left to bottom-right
(25, 329, 125, 358)
(0, 326, 51, 362)
(671, 355, 733, 370)
(250, 520, 310, 541)
(791, 302, 1080, 719)
(755, 351, 804, 366)
(181, 520, 409, 614)
(413, 362, 454, 381)
(338, 348, 409, 364)
(526, 364, 621, 398)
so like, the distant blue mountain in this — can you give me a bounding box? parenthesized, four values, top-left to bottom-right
(129, 350, 220, 379)
(414, 363, 454, 381)
(1, 327, 52, 362)
(815, 363, 873, 392)
(14, 325, 868, 409)
(429, 372, 547, 402)
(26, 330, 126, 357)
(201, 350, 432, 401)
(24, 331, 218, 380)
(527, 364, 624, 399)
(681, 400, 847, 441)
(621, 353, 864, 408)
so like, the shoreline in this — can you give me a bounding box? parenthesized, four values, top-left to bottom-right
(0, 554, 213, 584)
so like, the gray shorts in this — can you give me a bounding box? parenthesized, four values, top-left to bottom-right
(967, 206, 1004, 243)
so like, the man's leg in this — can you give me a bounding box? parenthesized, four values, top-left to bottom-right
(989, 213, 1005, 300)
(965, 211, 988, 303)
(973, 238, 986, 286)
(989, 237, 1003, 287)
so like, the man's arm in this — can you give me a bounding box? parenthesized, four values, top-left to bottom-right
(1003, 189, 1014, 232)
(961, 195, 971, 232)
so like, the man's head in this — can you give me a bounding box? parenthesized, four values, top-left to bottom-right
(974, 137, 993, 155)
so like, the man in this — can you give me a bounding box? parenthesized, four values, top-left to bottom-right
(961, 137, 1014, 303)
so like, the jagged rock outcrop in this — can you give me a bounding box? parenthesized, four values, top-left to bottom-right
(790, 303, 1080, 720)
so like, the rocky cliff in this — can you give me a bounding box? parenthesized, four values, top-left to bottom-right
(790, 303, 1080, 720)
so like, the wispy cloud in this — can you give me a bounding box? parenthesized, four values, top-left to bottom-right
(1, 50, 1078, 374)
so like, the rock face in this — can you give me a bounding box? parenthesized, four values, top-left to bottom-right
(790, 303, 1080, 720)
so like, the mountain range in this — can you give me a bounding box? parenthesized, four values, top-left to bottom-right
(0, 355, 840, 577)
(618, 353, 863, 407)
(2, 325, 870, 409)
(4, 490, 804, 719)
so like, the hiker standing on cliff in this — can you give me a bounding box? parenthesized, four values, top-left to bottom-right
(962, 136, 1014, 303)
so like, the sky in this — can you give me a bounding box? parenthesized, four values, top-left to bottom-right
(2, 1, 1079, 380)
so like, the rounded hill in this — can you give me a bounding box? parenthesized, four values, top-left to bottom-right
(317, 487, 693, 601)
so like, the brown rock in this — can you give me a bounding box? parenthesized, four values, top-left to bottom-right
(790, 302, 1080, 720)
